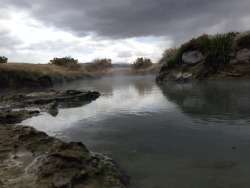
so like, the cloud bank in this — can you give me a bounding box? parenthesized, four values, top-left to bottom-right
(1, 0, 250, 63)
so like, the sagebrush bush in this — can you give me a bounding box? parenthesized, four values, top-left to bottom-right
(158, 48, 178, 65)
(132, 57, 152, 70)
(0, 56, 8, 63)
(49, 56, 80, 69)
(85, 58, 112, 72)
(203, 34, 233, 66)
(180, 34, 210, 53)
(164, 50, 183, 69)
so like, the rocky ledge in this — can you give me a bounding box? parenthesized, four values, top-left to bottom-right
(0, 89, 100, 124)
(0, 124, 127, 188)
(156, 31, 250, 83)
(0, 89, 128, 188)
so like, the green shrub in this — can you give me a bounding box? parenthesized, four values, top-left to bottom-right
(158, 48, 178, 65)
(203, 34, 233, 66)
(164, 49, 183, 68)
(49, 56, 80, 69)
(91, 58, 112, 68)
(0, 56, 8, 63)
(85, 58, 112, 72)
(132, 57, 152, 70)
(180, 34, 210, 53)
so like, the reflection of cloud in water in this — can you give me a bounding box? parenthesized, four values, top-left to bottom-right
(21, 83, 173, 135)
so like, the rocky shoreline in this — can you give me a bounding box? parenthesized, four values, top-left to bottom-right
(0, 89, 128, 188)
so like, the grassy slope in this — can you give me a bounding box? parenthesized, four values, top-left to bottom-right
(0, 63, 93, 89)
(157, 31, 250, 80)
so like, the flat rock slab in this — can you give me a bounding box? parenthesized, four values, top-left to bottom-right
(0, 89, 100, 123)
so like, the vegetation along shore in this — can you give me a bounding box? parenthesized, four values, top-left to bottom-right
(156, 30, 250, 82)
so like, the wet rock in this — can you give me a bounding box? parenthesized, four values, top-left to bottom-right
(0, 124, 126, 188)
(176, 72, 193, 81)
(0, 90, 127, 187)
(44, 100, 58, 117)
(0, 89, 100, 118)
(156, 71, 192, 82)
(90, 157, 100, 167)
(0, 109, 40, 124)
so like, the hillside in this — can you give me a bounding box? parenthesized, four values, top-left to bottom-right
(156, 31, 250, 82)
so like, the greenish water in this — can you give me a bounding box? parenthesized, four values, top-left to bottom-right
(22, 76, 250, 188)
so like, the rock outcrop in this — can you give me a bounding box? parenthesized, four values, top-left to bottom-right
(156, 31, 250, 83)
(0, 124, 126, 188)
(0, 89, 128, 187)
(0, 89, 100, 123)
(182, 50, 204, 65)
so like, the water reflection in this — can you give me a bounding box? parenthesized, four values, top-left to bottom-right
(157, 81, 250, 123)
(22, 76, 173, 135)
(20, 77, 250, 188)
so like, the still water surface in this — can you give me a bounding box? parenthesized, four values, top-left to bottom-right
(22, 76, 250, 188)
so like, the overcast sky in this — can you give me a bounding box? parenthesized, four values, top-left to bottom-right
(1, 0, 250, 64)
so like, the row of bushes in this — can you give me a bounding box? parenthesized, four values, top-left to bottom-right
(1, 55, 155, 71)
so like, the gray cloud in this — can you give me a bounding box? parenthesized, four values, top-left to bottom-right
(0, 28, 22, 50)
(2, 0, 250, 46)
(118, 51, 133, 58)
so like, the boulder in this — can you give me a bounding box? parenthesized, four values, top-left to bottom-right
(182, 50, 203, 65)
(236, 49, 250, 64)
(176, 72, 192, 81)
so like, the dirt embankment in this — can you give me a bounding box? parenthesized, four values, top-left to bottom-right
(0, 89, 128, 188)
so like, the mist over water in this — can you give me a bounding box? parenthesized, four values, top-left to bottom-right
(22, 76, 250, 188)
